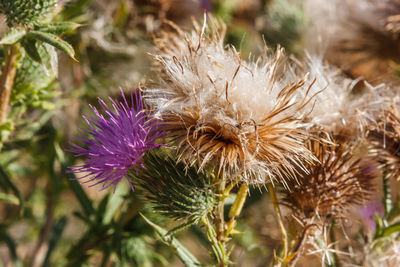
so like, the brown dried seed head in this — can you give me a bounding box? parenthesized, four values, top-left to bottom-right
(282, 140, 378, 220)
(148, 16, 320, 183)
(368, 102, 400, 180)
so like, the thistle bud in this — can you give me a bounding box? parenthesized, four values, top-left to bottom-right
(132, 151, 216, 226)
(0, 0, 58, 26)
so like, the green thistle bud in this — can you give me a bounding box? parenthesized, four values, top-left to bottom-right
(0, 0, 58, 26)
(131, 151, 217, 232)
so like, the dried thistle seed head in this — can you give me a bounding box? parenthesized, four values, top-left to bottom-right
(281, 140, 379, 220)
(368, 98, 400, 180)
(146, 16, 318, 183)
(132, 151, 216, 224)
(304, 0, 400, 84)
(300, 56, 385, 137)
(377, 0, 400, 36)
(0, 0, 59, 26)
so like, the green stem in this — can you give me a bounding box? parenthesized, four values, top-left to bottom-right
(214, 171, 227, 266)
(383, 175, 392, 224)
(202, 216, 224, 263)
(0, 44, 18, 125)
(267, 183, 288, 266)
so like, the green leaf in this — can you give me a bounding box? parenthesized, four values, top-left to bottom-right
(0, 29, 26, 45)
(22, 40, 42, 63)
(0, 231, 22, 267)
(43, 216, 68, 267)
(27, 31, 77, 60)
(0, 192, 19, 205)
(0, 165, 24, 213)
(54, 143, 95, 217)
(140, 214, 202, 267)
(36, 22, 82, 34)
(103, 184, 129, 225)
(382, 222, 400, 237)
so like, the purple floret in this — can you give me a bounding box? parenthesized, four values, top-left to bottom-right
(68, 89, 162, 191)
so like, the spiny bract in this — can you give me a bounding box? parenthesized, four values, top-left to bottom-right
(281, 139, 378, 220)
(0, 0, 58, 26)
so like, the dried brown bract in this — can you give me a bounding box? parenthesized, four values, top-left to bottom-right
(368, 99, 400, 180)
(146, 17, 319, 183)
(282, 140, 378, 220)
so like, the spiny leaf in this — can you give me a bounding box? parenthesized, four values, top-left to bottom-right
(12, 43, 57, 109)
(0, 29, 26, 45)
(140, 214, 202, 267)
(22, 40, 42, 63)
(36, 21, 82, 34)
(27, 31, 77, 60)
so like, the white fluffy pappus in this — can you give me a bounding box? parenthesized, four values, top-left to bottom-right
(146, 17, 320, 184)
(298, 55, 388, 137)
(304, 0, 400, 83)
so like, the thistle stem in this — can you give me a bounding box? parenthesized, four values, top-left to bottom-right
(0, 44, 18, 125)
(383, 174, 392, 223)
(267, 182, 288, 265)
(202, 216, 224, 262)
(214, 171, 227, 266)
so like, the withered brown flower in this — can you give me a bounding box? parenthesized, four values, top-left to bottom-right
(305, 0, 400, 84)
(281, 140, 378, 220)
(146, 17, 319, 183)
(368, 99, 400, 180)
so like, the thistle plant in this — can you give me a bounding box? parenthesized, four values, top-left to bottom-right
(59, 5, 400, 267)
(133, 151, 217, 234)
(0, 0, 58, 26)
(368, 97, 400, 180)
(69, 90, 163, 190)
(0, 0, 78, 145)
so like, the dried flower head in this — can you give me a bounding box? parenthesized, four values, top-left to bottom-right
(368, 97, 400, 180)
(307, 225, 350, 266)
(299, 55, 387, 137)
(304, 0, 400, 84)
(381, 0, 400, 36)
(281, 139, 378, 220)
(69, 90, 162, 190)
(147, 17, 318, 183)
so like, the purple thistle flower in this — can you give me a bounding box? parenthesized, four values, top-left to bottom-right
(68, 89, 162, 191)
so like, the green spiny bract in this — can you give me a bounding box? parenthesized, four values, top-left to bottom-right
(0, 0, 58, 26)
(132, 151, 217, 227)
